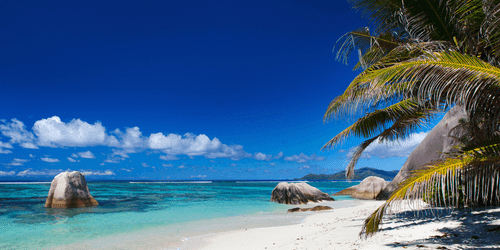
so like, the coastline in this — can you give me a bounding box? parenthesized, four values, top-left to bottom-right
(180, 200, 500, 250)
(51, 199, 362, 250)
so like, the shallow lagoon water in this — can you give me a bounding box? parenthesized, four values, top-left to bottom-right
(0, 181, 360, 249)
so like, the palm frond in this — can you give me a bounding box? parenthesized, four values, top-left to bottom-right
(339, 103, 436, 179)
(334, 27, 401, 65)
(361, 139, 500, 237)
(481, 2, 500, 65)
(323, 99, 422, 149)
(361, 155, 471, 236)
(351, 51, 500, 131)
(323, 80, 413, 121)
(325, 42, 454, 121)
(329, 0, 500, 239)
(347, 0, 404, 36)
(348, 0, 459, 42)
(345, 136, 379, 179)
(453, 0, 485, 52)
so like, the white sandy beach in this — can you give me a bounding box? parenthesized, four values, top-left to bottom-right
(181, 200, 500, 250)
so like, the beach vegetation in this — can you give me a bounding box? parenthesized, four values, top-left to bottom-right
(325, 0, 500, 236)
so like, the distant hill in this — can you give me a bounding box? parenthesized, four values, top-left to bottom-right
(295, 167, 398, 181)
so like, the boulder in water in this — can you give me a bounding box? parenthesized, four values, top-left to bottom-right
(45, 171, 98, 208)
(270, 182, 334, 204)
(351, 176, 388, 200)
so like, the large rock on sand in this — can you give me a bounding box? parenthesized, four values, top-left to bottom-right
(351, 176, 388, 200)
(270, 182, 334, 204)
(377, 106, 467, 200)
(287, 205, 333, 212)
(333, 184, 359, 196)
(45, 171, 98, 208)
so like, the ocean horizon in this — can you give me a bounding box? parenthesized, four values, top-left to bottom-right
(0, 180, 360, 250)
(0, 179, 367, 183)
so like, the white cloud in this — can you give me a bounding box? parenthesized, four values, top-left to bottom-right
(112, 149, 134, 158)
(300, 165, 311, 169)
(103, 148, 135, 163)
(205, 144, 252, 160)
(29, 154, 35, 158)
(141, 163, 151, 168)
(4, 158, 29, 166)
(0, 141, 13, 149)
(0, 171, 15, 176)
(0, 117, 274, 163)
(162, 163, 174, 167)
(103, 159, 120, 163)
(0, 119, 38, 149)
(178, 165, 186, 168)
(230, 163, 237, 167)
(77, 150, 95, 159)
(120, 168, 133, 172)
(359, 132, 428, 159)
(81, 170, 115, 176)
(254, 152, 272, 161)
(191, 175, 206, 178)
(33, 116, 109, 147)
(20, 143, 38, 149)
(0, 139, 14, 154)
(284, 153, 325, 163)
(270, 163, 276, 166)
(67, 157, 79, 162)
(41, 157, 60, 163)
(274, 152, 284, 159)
(111, 127, 145, 148)
(0, 148, 12, 154)
(149, 133, 251, 160)
(17, 169, 64, 176)
(159, 155, 180, 161)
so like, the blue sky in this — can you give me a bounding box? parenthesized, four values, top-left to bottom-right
(0, 0, 439, 180)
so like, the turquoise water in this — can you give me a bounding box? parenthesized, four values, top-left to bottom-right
(0, 181, 360, 250)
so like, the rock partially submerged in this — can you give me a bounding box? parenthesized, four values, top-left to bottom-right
(270, 182, 334, 204)
(287, 205, 333, 213)
(377, 106, 467, 199)
(351, 176, 388, 200)
(45, 171, 99, 208)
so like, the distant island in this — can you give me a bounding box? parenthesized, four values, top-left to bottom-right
(295, 167, 398, 181)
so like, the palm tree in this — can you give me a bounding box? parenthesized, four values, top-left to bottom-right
(325, 0, 500, 236)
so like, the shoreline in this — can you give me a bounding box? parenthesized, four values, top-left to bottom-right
(180, 200, 500, 250)
(49, 199, 360, 250)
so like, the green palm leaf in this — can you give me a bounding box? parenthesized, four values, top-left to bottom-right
(323, 99, 423, 149)
(344, 105, 435, 178)
(326, 0, 500, 239)
(352, 51, 500, 130)
(362, 140, 500, 237)
(362, 155, 472, 236)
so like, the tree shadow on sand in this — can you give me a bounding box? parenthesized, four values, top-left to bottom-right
(380, 207, 500, 249)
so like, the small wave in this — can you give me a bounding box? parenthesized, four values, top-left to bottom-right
(236, 180, 308, 183)
(129, 181, 212, 184)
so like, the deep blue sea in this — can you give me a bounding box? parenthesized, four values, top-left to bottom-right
(0, 181, 360, 250)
